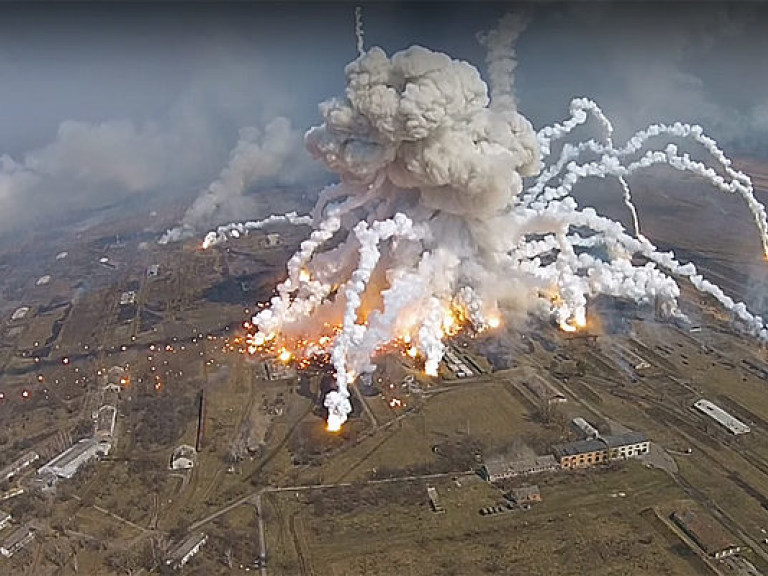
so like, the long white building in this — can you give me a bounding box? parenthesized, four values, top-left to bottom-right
(38, 439, 108, 479)
(693, 399, 750, 435)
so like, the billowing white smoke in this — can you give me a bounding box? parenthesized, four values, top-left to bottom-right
(160, 117, 314, 244)
(204, 12, 768, 431)
(0, 118, 217, 231)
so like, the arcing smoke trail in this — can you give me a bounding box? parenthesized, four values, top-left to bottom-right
(200, 11, 768, 432)
(355, 6, 365, 57)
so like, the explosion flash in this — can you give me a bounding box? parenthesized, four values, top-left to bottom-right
(202, 11, 768, 431)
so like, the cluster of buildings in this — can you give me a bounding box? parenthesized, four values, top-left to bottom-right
(443, 349, 475, 379)
(36, 366, 123, 486)
(481, 418, 650, 481)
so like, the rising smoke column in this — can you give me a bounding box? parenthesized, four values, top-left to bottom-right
(159, 117, 312, 244)
(202, 12, 768, 431)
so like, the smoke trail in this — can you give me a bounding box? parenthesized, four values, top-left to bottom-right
(478, 12, 530, 112)
(209, 11, 768, 433)
(355, 6, 365, 57)
(159, 117, 314, 244)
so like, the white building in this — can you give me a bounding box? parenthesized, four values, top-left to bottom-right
(571, 417, 600, 440)
(0, 451, 39, 482)
(38, 439, 103, 479)
(0, 526, 34, 558)
(94, 405, 117, 440)
(166, 532, 208, 569)
(170, 445, 196, 470)
(694, 399, 750, 435)
(0, 510, 11, 531)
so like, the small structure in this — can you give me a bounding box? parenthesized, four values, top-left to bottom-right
(427, 486, 445, 514)
(0, 510, 11, 531)
(571, 417, 600, 440)
(693, 399, 750, 435)
(509, 484, 541, 505)
(481, 455, 559, 482)
(38, 438, 104, 479)
(55, 251, 68, 260)
(166, 532, 208, 569)
(11, 307, 29, 322)
(170, 445, 196, 470)
(0, 451, 39, 482)
(554, 432, 649, 469)
(0, 526, 34, 558)
(35, 275, 51, 286)
(672, 508, 741, 559)
(266, 233, 280, 247)
(146, 264, 160, 278)
(119, 291, 136, 306)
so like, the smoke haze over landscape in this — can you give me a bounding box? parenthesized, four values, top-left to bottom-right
(1, 2, 768, 240)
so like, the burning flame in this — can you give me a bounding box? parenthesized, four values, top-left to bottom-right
(299, 269, 311, 283)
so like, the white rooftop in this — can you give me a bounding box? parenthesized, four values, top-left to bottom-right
(694, 399, 750, 435)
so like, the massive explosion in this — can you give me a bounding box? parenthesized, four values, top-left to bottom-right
(200, 12, 768, 431)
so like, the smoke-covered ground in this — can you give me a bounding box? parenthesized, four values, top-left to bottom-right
(3, 2, 768, 242)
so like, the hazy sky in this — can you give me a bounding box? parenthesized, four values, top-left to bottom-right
(1, 1, 768, 238)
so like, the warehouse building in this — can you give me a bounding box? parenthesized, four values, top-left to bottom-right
(481, 455, 559, 482)
(554, 432, 649, 469)
(38, 438, 106, 479)
(0, 526, 34, 558)
(0, 451, 39, 482)
(672, 508, 741, 559)
(693, 399, 750, 435)
(166, 532, 208, 569)
(94, 405, 117, 440)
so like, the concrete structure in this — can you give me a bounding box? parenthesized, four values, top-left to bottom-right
(672, 508, 741, 558)
(427, 486, 445, 514)
(0, 510, 11, 531)
(170, 445, 196, 470)
(38, 438, 105, 479)
(693, 399, 750, 435)
(11, 307, 29, 321)
(554, 432, 649, 469)
(94, 405, 117, 440)
(0, 526, 34, 558)
(147, 264, 159, 278)
(0, 451, 39, 482)
(481, 455, 559, 482)
(571, 417, 600, 440)
(509, 485, 541, 505)
(166, 532, 208, 569)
